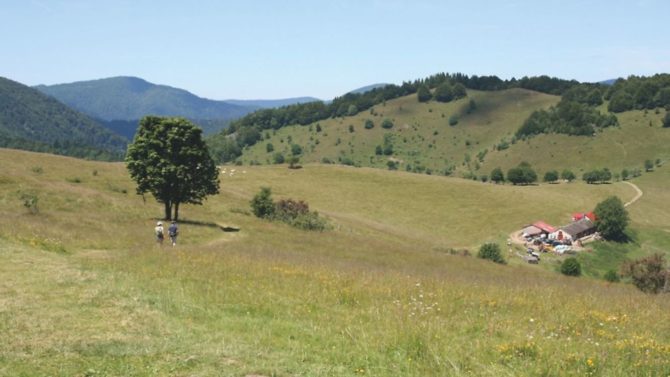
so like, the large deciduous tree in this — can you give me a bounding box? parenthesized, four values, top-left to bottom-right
(126, 116, 220, 221)
(594, 196, 629, 241)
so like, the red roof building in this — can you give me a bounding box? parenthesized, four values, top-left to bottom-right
(532, 221, 557, 234)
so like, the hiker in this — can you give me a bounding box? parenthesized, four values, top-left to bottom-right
(155, 221, 164, 245)
(168, 221, 179, 246)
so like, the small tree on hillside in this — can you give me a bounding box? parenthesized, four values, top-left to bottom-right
(126, 116, 220, 220)
(490, 167, 505, 184)
(417, 85, 432, 102)
(644, 159, 654, 172)
(250, 187, 275, 218)
(543, 170, 559, 183)
(621, 254, 669, 294)
(663, 112, 670, 128)
(561, 169, 576, 182)
(594, 196, 629, 241)
(477, 243, 506, 264)
(434, 83, 454, 102)
(507, 162, 537, 185)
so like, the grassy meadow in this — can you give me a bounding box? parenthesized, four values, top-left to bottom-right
(1, 148, 669, 376)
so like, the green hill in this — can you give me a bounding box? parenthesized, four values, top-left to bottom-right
(1, 148, 669, 375)
(35, 76, 254, 122)
(0, 77, 127, 160)
(231, 88, 668, 179)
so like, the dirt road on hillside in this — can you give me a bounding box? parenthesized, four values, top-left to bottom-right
(623, 181, 643, 207)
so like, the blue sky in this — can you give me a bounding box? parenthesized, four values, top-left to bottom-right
(2, 0, 668, 100)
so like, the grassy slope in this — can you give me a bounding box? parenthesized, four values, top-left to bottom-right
(238, 89, 669, 180)
(241, 89, 559, 173)
(1, 149, 669, 376)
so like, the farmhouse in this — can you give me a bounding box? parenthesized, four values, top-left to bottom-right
(551, 218, 597, 242)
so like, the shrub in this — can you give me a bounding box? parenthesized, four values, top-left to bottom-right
(290, 211, 329, 231)
(250, 187, 275, 218)
(381, 119, 394, 129)
(21, 193, 39, 214)
(273, 152, 285, 164)
(387, 160, 398, 170)
(621, 254, 668, 294)
(560, 257, 582, 276)
(364, 119, 374, 129)
(291, 144, 303, 156)
(348, 125, 355, 133)
(266, 143, 274, 153)
(274, 198, 309, 222)
(604, 269, 620, 283)
(663, 112, 670, 128)
(644, 159, 654, 172)
(31, 166, 43, 174)
(477, 243, 505, 264)
(448, 115, 459, 126)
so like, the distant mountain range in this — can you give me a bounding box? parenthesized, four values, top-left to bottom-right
(347, 83, 392, 95)
(0, 76, 127, 159)
(224, 97, 321, 108)
(34, 77, 326, 136)
(34, 76, 253, 122)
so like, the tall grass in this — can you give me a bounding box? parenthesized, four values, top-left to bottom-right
(0, 148, 669, 376)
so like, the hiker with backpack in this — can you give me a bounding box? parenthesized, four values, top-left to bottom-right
(168, 221, 179, 246)
(155, 221, 165, 246)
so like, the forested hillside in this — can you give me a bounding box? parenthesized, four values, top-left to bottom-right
(35, 76, 253, 122)
(211, 73, 670, 179)
(0, 77, 127, 160)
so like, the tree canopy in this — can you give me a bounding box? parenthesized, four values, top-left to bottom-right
(594, 196, 629, 241)
(126, 116, 220, 220)
(507, 162, 537, 185)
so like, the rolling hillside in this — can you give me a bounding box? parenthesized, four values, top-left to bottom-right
(0, 77, 127, 160)
(0, 148, 668, 375)
(236, 88, 669, 178)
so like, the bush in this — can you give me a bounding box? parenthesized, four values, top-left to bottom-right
(274, 198, 309, 222)
(364, 119, 374, 129)
(448, 115, 459, 126)
(290, 144, 303, 156)
(663, 112, 670, 128)
(250, 187, 275, 218)
(266, 143, 274, 153)
(21, 193, 39, 214)
(477, 243, 506, 264)
(604, 269, 620, 283)
(273, 152, 285, 164)
(290, 211, 329, 231)
(560, 257, 582, 276)
(621, 254, 668, 294)
(381, 119, 394, 129)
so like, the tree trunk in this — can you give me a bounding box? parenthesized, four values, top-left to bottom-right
(164, 200, 172, 220)
(174, 202, 180, 221)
